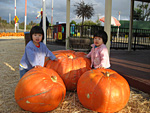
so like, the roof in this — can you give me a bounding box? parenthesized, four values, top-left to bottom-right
(134, 0, 150, 3)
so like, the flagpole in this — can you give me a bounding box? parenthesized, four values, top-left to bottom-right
(24, 0, 27, 32)
(14, 0, 16, 33)
(117, 11, 120, 38)
(42, 0, 46, 44)
(51, 0, 53, 26)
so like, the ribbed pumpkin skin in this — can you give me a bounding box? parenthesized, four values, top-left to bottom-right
(15, 67, 66, 112)
(46, 50, 91, 91)
(77, 69, 130, 113)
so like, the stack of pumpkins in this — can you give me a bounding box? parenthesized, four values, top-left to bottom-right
(15, 50, 130, 113)
(0, 32, 24, 37)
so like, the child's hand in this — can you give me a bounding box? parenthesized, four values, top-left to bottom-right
(98, 66, 105, 69)
(84, 55, 88, 58)
(53, 58, 58, 61)
(34, 65, 42, 68)
(45, 57, 50, 62)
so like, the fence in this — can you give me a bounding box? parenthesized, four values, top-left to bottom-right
(47, 25, 150, 50)
(111, 27, 150, 50)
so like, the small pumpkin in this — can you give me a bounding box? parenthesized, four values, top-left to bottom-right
(45, 50, 91, 91)
(77, 68, 130, 113)
(15, 67, 66, 112)
(0, 32, 24, 37)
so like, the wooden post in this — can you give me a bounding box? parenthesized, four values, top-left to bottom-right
(128, 0, 134, 51)
(43, 0, 46, 44)
(104, 0, 112, 54)
(66, 0, 70, 50)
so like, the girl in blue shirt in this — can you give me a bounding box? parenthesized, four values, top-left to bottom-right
(19, 26, 57, 78)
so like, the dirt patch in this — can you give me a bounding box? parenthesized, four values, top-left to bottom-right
(0, 37, 149, 113)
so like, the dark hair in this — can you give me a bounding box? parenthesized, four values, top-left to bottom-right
(94, 30, 108, 44)
(30, 26, 44, 42)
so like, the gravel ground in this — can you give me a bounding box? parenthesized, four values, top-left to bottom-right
(0, 36, 149, 113)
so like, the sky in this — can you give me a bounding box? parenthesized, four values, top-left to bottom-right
(0, 0, 142, 25)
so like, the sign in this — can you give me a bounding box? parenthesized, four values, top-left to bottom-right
(14, 16, 19, 23)
(58, 32, 62, 40)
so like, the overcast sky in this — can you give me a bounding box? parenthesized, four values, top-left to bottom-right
(0, 0, 142, 24)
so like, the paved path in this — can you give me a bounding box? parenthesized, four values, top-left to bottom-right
(110, 50, 150, 94)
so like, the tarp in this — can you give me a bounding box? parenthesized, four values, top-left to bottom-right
(119, 20, 150, 29)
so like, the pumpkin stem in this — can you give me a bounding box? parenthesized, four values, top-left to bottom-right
(105, 71, 110, 77)
(51, 76, 57, 82)
(68, 55, 73, 59)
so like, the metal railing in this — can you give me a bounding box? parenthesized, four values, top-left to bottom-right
(47, 25, 150, 50)
(111, 27, 150, 50)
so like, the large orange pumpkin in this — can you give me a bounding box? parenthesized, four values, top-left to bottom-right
(45, 50, 91, 91)
(77, 68, 130, 113)
(15, 67, 66, 112)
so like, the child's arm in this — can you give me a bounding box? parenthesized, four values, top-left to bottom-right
(45, 57, 50, 62)
(95, 47, 109, 69)
(26, 47, 40, 67)
(53, 58, 58, 61)
(34, 65, 42, 68)
(86, 51, 92, 58)
(45, 46, 56, 60)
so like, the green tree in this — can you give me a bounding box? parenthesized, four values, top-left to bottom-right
(70, 20, 77, 25)
(74, 1, 94, 36)
(11, 20, 15, 25)
(133, 2, 150, 21)
(29, 21, 34, 25)
(95, 16, 101, 26)
(77, 20, 96, 26)
(19, 22, 25, 29)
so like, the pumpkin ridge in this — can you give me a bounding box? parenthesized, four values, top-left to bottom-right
(109, 74, 130, 111)
(18, 73, 41, 87)
(89, 71, 104, 108)
(102, 71, 128, 112)
(58, 57, 67, 73)
(43, 71, 66, 91)
(100, 70, 113, 112)
(106, 75, 112, 112)
(54, 58, 63, 71)
(16, 89, 52, 102)
(21, 71, 43, 81)
(58, 92, 65, 106)
(23, 101, 51, 106)
(117, 83, 125, 109)
(52, 80, 66, 92)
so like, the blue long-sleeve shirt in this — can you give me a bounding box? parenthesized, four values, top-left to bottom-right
(20, 41, 56, 70)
